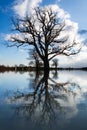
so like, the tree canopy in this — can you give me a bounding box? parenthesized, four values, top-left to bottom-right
(7, 7, 81, 72)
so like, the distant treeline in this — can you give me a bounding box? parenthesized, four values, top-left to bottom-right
(0, 65, 31, 72)
(0, 65, 43, 72)
(0, 65, 87, 72)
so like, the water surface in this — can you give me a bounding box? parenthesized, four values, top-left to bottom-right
(0, 71, 87, 130)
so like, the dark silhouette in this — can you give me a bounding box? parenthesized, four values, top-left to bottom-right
(28, 48, 43, 70)
(7, 7, 81, 74)
(9, 71, 81, 127)
(52, 58, 58, 68)
(1, 65, 87, 73)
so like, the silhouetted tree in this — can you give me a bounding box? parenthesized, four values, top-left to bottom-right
(8, 7, 81, 74)
(28, 48, 43, 70)
(52, 58, 58, 68)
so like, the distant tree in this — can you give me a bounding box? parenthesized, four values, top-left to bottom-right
(52, 58, 58, 68)
(28, 48, 43, 70)
(19, 64, 25, 67)
(29, 61, 34, 67)
(8, 7, 81, 74)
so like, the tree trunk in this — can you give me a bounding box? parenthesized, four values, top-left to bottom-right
(44, 59, 49, 77)
(36, 61, 39, 71)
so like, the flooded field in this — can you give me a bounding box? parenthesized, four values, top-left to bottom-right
(0, 70, 87, 130)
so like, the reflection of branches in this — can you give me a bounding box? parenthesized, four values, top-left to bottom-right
(51, 70, 58, 79)
(9, 71, 81, 125)
(49, 77, 81, 96)
(12, 76, 57, 122)
(28, 70, 43, 90)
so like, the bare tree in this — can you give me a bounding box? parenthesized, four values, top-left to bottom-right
(28, 48, 43, 70)
(52, 58, 58, 68)
(8, 7, 81, 73)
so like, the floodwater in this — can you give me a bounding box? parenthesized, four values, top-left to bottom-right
(0, 70, 87, 130)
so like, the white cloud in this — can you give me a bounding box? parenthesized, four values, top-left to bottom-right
(58, 45, 87, 68)
(12, 1, 83, 43)
(13, 0, 42, 17)
(5, 33, 24, 42)
(45, 4, 83, 44)
(6, 0, 86, 67)
(5, 34, 12, 41)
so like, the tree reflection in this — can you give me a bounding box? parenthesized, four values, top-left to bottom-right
(9, 71, 81, 126)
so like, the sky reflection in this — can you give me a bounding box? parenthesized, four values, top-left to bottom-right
(0, 71, 87, 130)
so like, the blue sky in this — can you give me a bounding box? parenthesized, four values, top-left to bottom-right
(59, 0, 87, 29)
(0, 0, 87, 67)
